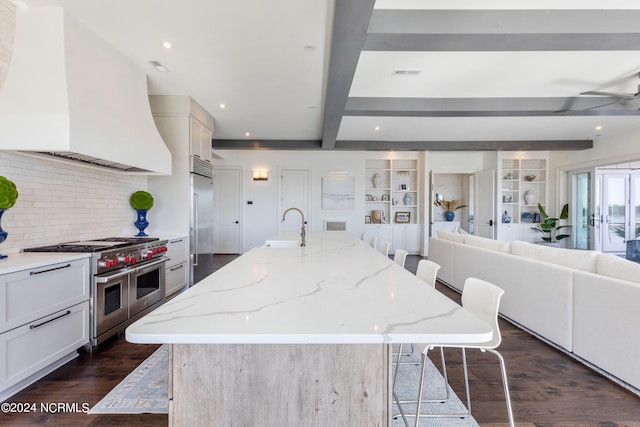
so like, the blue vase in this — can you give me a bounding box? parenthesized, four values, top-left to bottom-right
(135, 209, 149, 237)
(445, 210, 455, 221)
(0, 209, 7, 259)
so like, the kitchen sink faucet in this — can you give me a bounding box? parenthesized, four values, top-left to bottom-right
(282, 207, 306, 246)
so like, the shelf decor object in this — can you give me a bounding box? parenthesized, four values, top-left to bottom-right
(130, 190, 154, 237)
(0, 176, 19, 259)
(434, 199, 467, 222)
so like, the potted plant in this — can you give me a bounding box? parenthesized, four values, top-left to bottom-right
(532, 202, 571, 245)
(434, 199, 467, 221)
(130, 191, 154, 236)
(0, 176, 19, 259)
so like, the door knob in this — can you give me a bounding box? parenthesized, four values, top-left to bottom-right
(235, 221, 239, 224)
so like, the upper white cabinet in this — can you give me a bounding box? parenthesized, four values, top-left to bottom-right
(190, 117, 213, 164)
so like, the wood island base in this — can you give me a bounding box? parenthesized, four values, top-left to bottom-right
(169, 343, 392, 427)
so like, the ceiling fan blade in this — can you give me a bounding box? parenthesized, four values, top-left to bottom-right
(582, 99, 625, 111)
(580, 90, 637, 99)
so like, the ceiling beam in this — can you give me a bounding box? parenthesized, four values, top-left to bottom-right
(213, 139, 593, 151)
(345, 97, 640, 117)
(364, 33, 640, 52)
(321, 0, 376, 149)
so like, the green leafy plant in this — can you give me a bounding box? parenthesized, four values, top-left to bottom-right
(129, 191, 154, 210)
(532, 203, 571, 242)
(0, 176, 18, 209)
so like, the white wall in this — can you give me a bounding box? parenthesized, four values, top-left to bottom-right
(213, 150, 423, 252)
(0, 152, 147, 253)
(549, 130, 640, 214)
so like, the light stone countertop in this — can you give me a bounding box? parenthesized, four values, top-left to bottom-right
(0, 252, 91, 275)
(126, 231, 492, 345)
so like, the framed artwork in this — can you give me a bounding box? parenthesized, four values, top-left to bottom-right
(322, 176, 355, 210)
(381, 194, 389, 201)
(395, 212, 410, 223)
(365, 194, 373, 201)
(365, 215, 372, 224)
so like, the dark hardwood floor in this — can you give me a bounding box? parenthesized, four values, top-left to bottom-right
(2, 254, 639, 426)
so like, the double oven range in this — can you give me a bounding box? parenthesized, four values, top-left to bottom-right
(24, 237, 168, 346)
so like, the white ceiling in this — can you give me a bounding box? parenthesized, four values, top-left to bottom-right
(19, 0, 640, 151)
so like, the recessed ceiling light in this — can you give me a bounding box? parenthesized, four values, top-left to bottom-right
(374, 126, 381, 131)
(595, 125, 603, 131)
(147, 60, 169, 72)
(244, 132, 251, 137)
(219, 103, 226, 109)
(303, 44, 316, 52)
(162, 41, 173, 49)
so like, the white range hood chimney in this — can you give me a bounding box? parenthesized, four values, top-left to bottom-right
(0, 7, 171, 174)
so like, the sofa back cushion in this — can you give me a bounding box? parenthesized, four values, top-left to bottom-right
(463, 234, 511, 253)
(437, 229, 465, 243)
(597, 253, 640, 284)
(511, 240, 599, 272)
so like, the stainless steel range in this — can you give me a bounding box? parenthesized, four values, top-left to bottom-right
(24, 237, 168, 346)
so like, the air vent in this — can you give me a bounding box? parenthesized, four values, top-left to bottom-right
(392, 69, 422, 76)
(148, 60, 169, 72)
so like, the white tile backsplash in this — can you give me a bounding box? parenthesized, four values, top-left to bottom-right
(0, 152, 147, 252)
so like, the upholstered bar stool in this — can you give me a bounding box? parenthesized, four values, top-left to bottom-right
(395, 277, 515, 427)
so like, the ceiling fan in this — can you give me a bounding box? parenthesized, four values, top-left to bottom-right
(578, 74, 640, 110)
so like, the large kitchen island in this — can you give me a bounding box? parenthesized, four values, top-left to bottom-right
(126, 231, 491, 426)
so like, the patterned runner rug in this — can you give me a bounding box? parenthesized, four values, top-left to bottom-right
(90, 344, 478, 426)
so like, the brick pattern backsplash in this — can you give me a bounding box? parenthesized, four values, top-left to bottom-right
(0, 152, 148, 252)
(0, 0, 14, 89)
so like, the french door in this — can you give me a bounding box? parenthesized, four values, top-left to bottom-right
(571, 170, 599, 250)
(600, 172, 640, 253)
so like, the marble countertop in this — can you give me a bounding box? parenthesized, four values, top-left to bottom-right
(0, 252, 91, 275)
(126, 231, 492, 345)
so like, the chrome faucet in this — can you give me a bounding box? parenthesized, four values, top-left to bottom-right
(282, 207, 306, 246)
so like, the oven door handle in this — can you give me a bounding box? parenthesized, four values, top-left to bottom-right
(95, 268, 134, 283)
(134, 257, 167, 272)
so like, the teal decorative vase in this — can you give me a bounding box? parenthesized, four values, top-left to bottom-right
(444, 210, 455, 221)
(0, 209, 7, 259)
(134, 209, 149, 237)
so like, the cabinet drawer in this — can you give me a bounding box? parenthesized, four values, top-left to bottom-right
(166, 261, 188, 297)
(0, 301, 89, 389)
(0, 259, 89, 333)
(166, 237, 188, 267)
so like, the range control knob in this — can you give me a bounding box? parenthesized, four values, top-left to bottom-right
(98, 259, 113, 268)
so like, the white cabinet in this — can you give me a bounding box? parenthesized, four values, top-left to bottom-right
(392, 224, 421, 254)
(165, 236, 189, 298)
(0, 256, 90, 401)
(190, 117, 212, 164)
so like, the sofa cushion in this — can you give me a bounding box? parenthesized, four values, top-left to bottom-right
(511, 241, 599, 272)
(597, 253, 640, 284)
(437, 230, 465, 243)
(463, 234, 511, 253)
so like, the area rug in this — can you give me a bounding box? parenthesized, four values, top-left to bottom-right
(90, 344, 478, 425)
(89, 345, 169, 414)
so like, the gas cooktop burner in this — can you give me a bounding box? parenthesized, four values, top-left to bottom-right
(23, 237, 161, 253)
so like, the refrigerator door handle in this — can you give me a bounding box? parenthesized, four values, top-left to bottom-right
(193, 192, 199, 266)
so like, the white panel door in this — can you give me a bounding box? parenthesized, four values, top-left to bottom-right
(474, 169, 495, 239)
(279, 168, 310, 233)
(214, 167, 242, 254)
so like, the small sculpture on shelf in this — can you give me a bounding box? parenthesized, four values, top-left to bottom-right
(372, 173, 382, 188)
(524, 174, 536, 182)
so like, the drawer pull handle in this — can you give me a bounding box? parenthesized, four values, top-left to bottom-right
(169, 264, 184, 271)
(169, 239, 183, 243)
(30, 310, 71, 329)
(30, 263, 72, 276)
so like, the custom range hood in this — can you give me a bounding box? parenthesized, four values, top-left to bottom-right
(0, 7, 171, 174)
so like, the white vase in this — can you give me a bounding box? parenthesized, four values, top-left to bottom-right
(372, 173, 382, 188)
(524, 190, 536, 206)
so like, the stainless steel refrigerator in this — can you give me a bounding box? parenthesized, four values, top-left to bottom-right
(190, 156, 215, 285)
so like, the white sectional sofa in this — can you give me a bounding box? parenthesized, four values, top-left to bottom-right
(428, 230, 640, 393)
